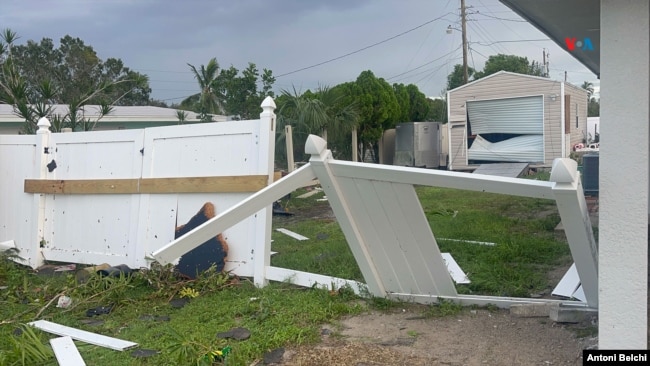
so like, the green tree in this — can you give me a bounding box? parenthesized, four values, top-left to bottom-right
(348, 70, 400, 161)
(392, 83, 411, 122)
(405, 84, 430, 122)
(427, 97, 447, 122)
(1, 29, 146, 133)
(6, 34, 150, 106)
(275, 86, 358, 164)
(183, 60, 275, 121)
(446, 64, 476, 90)
(588, 98, 599, 117)
(475, 54, 545, 79)
(581, 81, 595, 99)
(186, 57, 222, 121)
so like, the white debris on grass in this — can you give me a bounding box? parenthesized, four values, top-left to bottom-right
(276, 228, 309, 241)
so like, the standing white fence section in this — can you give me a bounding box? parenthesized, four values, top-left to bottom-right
(0, 97, 276, 277)
(154, 134, 598, 309)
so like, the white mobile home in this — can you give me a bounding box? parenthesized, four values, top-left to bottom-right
(446, 71, 588, 170)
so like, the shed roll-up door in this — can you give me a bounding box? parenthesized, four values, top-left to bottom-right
(467, 95, 543, 135)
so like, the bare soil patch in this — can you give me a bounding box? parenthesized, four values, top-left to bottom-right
(274, 306, 596, 365)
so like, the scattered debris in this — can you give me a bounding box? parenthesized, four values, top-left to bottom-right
(441, 253, 470, 284)
(276, 228, 309, 241)
(175, 202, 229, 279)
(439, 238, 496, 246)
(0, 239, 16, 251)
(296, 187, 322, 199)
(54, 264, 76, 272)
(272, 201, 294, 216)
(264, 347, 285, 364)
(29, 320, 138, 351)
(169, 298, 190, 309)
(50, 336, 86, 366)
(316, 196, 328, 202)
(85, 305, 113, 317)
(79, 319, 104, 327)
(552, 263, 585, 302)
(316, 233, 329, 240)
(131, 349, 160, 358)
(138, 315, 170, 322)
(216, 327, 251, 340)
(97, 264, 133, 278)
(75, 264, 111, 284)
(56, 295, 72, 309)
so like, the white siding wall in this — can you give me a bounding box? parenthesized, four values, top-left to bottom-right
(448, 72, 565, 169)
(564, 82, 590, 149)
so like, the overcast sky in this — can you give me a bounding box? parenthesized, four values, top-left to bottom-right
(1, 0, 599, 104)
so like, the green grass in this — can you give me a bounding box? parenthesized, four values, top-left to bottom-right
(0, 177, 576, 365)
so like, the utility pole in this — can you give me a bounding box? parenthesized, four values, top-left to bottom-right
(461, 0, 469, 84)
(542, 49, 546, 77)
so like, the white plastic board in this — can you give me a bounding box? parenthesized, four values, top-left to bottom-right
(29, 320, 137, 351)
(50, 336, 86, 366)
(276, 228, 309, 241)
(552, 263, 581, 299)
(441, 253, 470, 284)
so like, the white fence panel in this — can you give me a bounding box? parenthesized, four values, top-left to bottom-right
(0, 135, 40, 266)
(41, 130, 145, 265)
(141, 120, 271, 275)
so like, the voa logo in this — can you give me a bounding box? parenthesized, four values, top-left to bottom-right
(565, 37, 594, 51)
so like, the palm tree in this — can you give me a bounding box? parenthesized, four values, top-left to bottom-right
(581, 81, 595, 99)
(276, 86, 358, 163)
(187, 58, 223, 119)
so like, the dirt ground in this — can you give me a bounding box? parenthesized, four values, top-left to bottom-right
(275, 307, 597, 366)
(268, 193, 599, 366)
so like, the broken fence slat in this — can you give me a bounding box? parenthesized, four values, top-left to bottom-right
(29, 320, 138, 351)
(276, 228, 309, 241)
(552, 263, 581, 299)
(438, 238, 495, 246)
(50, 336, 87, 366)
(441, 253, 471, 284)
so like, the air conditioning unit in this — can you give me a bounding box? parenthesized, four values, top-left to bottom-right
(582, 153, 599, 195)
(394, 122, 442, 168)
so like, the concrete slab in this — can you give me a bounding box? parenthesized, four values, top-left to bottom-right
(510, 303, 553, 317)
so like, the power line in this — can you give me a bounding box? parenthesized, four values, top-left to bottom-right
(387, 44, 462, 81)
(274, 12, 455, 78)
(473, 12, 527, 22)
(471, 39, 551, 46)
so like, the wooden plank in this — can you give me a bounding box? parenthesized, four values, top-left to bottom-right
(139, 176, 267, 193)
(50, 336, 86, 366)
(24, 175, 268, 194)
(25, 179, 138, 194)
(29, 320, 137, 351)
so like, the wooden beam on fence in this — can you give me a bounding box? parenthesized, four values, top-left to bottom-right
(24, 175, 269, 194)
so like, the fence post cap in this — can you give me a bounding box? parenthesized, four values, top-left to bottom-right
(37, 117, 51, 134)
(550, 158, 577, 183)
(260, 96, 276, 110)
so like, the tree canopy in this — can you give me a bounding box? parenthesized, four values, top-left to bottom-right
(181, 59, 275, 121)
(446, 54, 545, 91)
(1, 33, 150, 106)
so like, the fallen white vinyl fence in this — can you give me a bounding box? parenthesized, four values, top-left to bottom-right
(154, 134, 598, 309)
(0, 97, 277, 277)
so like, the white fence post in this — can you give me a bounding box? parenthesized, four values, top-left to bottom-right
(253, 96, 277, 287)
(31, 117, 53, 268)
(550, 158, 598, 308)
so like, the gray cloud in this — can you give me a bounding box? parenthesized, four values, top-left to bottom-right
(1, 0, 597, 103)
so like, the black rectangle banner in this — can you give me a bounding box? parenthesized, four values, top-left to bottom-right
(583, 350, 648, 365)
